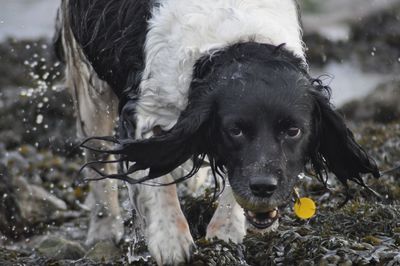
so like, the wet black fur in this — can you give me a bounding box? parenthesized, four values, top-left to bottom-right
(63, 0, 152, 109)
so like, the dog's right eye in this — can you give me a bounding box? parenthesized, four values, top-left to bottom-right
(228, 127, 243, 137)
(286, 127, 301, 138)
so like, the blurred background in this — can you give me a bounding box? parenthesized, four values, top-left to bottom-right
(0, 0, 400, 265)
(1, 0, 399, 105)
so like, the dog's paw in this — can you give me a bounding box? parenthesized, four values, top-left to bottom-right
(86, 215, 124, 246)
(206, 215, 246, 244)
(146, 216, 194, 265)
(206, 203, 246, 244)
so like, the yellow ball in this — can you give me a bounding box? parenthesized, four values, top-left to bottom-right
(294, 197, 316, 219)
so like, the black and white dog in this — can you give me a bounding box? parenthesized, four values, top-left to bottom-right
(56, 0, 379, 264)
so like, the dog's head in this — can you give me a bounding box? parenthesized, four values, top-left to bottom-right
(107, 42, 379, 231)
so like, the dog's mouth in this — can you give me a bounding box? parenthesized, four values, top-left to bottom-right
(244, 207, 279, 229)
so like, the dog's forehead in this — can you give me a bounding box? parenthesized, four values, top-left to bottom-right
(215, 61, 312, 115)
(217, 59, 306, 89)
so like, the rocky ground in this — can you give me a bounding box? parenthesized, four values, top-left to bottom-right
(1, 4, 400, 266)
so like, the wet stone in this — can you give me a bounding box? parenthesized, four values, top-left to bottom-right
(191, 239, 245, 265)
(341, 80, 400, 123)
(36, 236, 86, 260)
(84, 240, 123, 262)
(0, 161, 70, 238)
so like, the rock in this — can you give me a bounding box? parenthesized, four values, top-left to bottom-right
(84, 240, 122, 262)
(14, 176, 67, 220)
(36, 236, 86, 260)
(303, 33, 350, 66)
(302, 0, 399, 40)
(341, 80, 400, 123)
(191, 239, 244, 266)
(0, 163, 26, 239)
(303, 2, 400, 73)
(0, 248, 32, 265)
(351, 4, 400, 48)
(0, 164, 69, 238)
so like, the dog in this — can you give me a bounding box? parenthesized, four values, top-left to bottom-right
(55, 0, 380, 264)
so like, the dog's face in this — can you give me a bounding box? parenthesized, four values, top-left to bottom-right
(210, 61, 311, 228)
(114, 42, 379, 231)
(208, 59, 313, 229)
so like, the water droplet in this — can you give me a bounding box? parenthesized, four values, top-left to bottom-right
(42, 72, 50, 80)
(298, 173, 306, 179)
(36, 114, 44, 124)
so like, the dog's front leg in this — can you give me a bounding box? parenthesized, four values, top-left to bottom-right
(206, 184, 246, 243)
(85, 153, 124, 246)
(127, 173, 194, 265)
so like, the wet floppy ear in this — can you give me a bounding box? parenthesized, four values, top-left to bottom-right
(84, 53, 221, 182)
(113, 83, 215, 179)
(309, 81, 380, 186)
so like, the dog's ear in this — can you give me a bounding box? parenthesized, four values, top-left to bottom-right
(111, 53, 224, 181)
(309, 80, 380, 186)
(115, 82, 215, 180)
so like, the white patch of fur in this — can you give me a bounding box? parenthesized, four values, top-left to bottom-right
(136, 0, 305, 135)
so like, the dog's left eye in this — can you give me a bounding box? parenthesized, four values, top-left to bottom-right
(286, 127, 301, 138)
(228, 127, 243, 137)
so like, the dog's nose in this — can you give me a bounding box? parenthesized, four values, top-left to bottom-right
(249, 176, 278, 198)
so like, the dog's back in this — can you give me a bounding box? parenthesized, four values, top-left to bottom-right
(57, 0, 153, 101)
